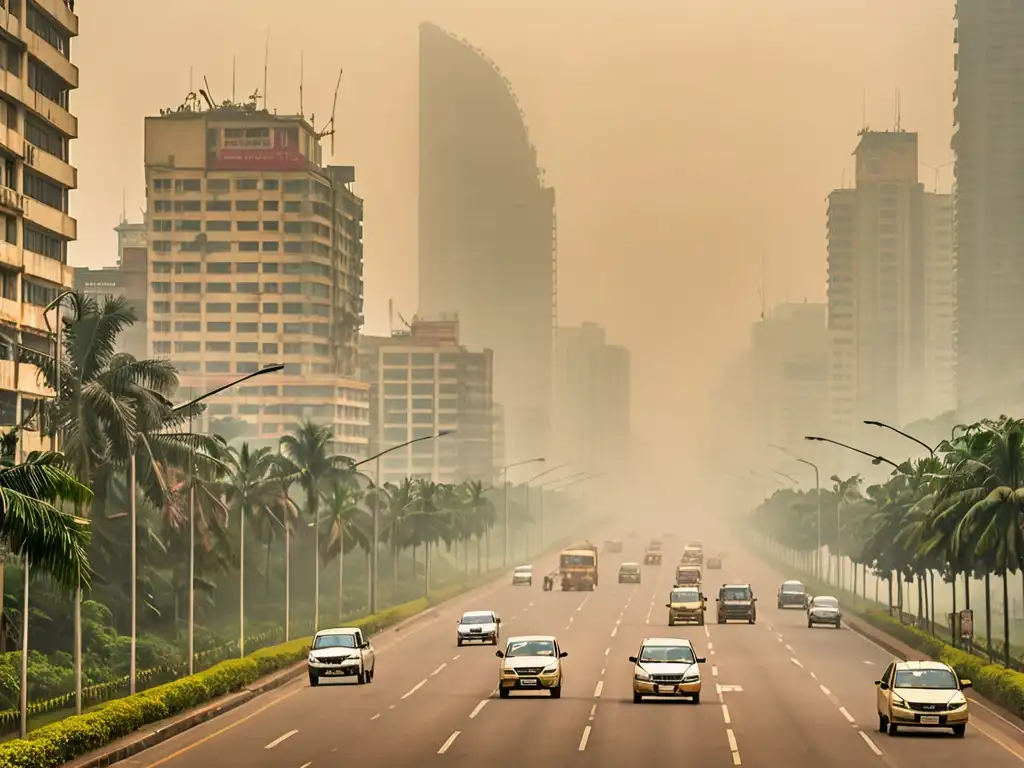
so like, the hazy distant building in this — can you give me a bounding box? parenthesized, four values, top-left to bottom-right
(74, 221, 148, 359)
(826, 131, 954, 445)
(418, 22, 555, 465)
(359, 317, 496, 484)
(0, 1, 79, 454)
(553, 323, 631, 474)
(952, 1, 1024, 415)
(143, 103, 368, 453)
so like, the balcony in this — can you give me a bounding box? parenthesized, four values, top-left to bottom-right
(24, 141, 76, 188)
(25, 31, 78, 90)
(0, 125, 24, 159)
(34, 0, 78, 38)
(22, 246, 64, 285)
(0, 239, 18, 270)
(24, 89, 76, 139)
(0, 184, 24, 215)
(23, 197, 76, 240)
(0, 68, 24, 106)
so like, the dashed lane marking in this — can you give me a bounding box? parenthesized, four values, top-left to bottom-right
(594, 681, 604, 698)
(726, 728, 741, 764)
(785, 644, 794, 652)
(722, 704, 731, 724)
(431, 663, 446, 676)
(819, 685, 831, 697)
(452, 654, 460, 660)
(611, 626, 618, 637)
(264, 730, 298, 750)
(604, 647, 610, 656)
(370, 713, 380, 720)
(712, 665, 719, 677)
(809, 671, 817, 680)
(579, 725, 592, 751)
(839, 707, 855, 724)
(402, 679, 427, 699)
(708, 642, 713, 650)
(469, 700, 488, 719)
(858, 730, 883, 756)
(300, 763, 311, 768)
(438, 731, 461, 754)
(704, 625, 711, 637)
(589, 704, 597, 721)
(790, 658, 803, 669)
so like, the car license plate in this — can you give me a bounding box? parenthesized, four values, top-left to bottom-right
(656, 685, 676, 694)
(323, 669, 345, 676)
(520, 678, 538, 687)
(920, 715, 940, 725)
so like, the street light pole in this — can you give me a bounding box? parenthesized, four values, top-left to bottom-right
(500, 458, 545, 567)
(768, 445, 822, 580)
(358, 430, 455, 614)
(524, 463, 569, 555)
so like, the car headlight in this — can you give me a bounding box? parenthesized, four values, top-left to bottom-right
(542, 664, 558, 674)
(634, 668, 651, 681)
(308, 652, 316, 663)
(949, 693, 967, 708)
(890, 693, 906, 707)
(683, 673, 699, 682)
(501, 666, 516, 676)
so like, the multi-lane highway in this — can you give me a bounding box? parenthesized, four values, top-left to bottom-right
(114, 529, 1024, 767)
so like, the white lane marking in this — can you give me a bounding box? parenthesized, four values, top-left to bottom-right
(370, 713, 380, 720)
(565, 617, 575, 629)
(726, 728, 739, 751)
(790, 657, 803, 669)
(616, 618, 622, 626)
(589, 704, 597, 720)
(704, 625, 711, 637)
(776, 636, 784, 643)
(469, 700, 488, 719)
(708, 642, 714, 650)
(858, 730, 883, 756)
(264, 730, 298, 750)
(402, 679, 427, 699)
(733, 752, 742, 766)
(529, 602, 534, 607)
(839, 707, 855, 724)
(389, 704, 396, 709)
(594, 681, 604, 698)
(604, 647, 610, 656)
(863, 660, 874, 665)
(646, 608, 652, 624)
(611, 626, 618, 637)
(452, 654, 460, 660)
(712, 665, 719, 677)
(431, 663, 447, 676)
(300, 763, 311, 768)
(578, 596, 590, 611)
(809, 671, 817, 680)
(578, 725, 592, 751)
(601, 668, 605, 676)
(722, 704, 731, 724)
(785, 643, 794, 652)
(438, 731, 461, 754)
(820, 685, 831, 696)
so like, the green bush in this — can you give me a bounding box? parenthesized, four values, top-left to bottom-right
(0, 583, 484, 768)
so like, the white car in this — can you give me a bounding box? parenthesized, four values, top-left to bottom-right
(496, 635, 567, 698)
(512, 565, 533, 586)
(457, 610, 501, 646)
(630, 637, 705, 704)
(807, 595, 842, 628)
(307, 627, 375, 686)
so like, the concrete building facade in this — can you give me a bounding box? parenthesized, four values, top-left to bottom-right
(952, 1, 1024, 415)
(825, 131, 954, 451)
(0, 0, 78, 453)
(359, 316, 496, 485)
(553, 323, 631, 474)
(418, 22, 555, 465)
(143, 103, 368, 455)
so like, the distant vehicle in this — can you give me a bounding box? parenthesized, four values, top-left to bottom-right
(307, 627, 375, 686)
(675, 564, 702, 587)
(456, 610, 501, 646)
(807, 595, 842, 628)
(629, 637, 706, 703)
(512, 565, 533, 586)
(778, 580, 808, 609)
(876, 660, 970, 737)
(706, 556, 722, 570)
(605, 540, 624, 553)
(648, 539, 663, 551)
(618, 562, 642, 584)
(667, 586, 706, 626)
(644, 549, 663, 566)
(496, 635, 568, 698)
(716, 583, 756, 624)
(560, 543, 599, 590)
(681, 545, 703, 566)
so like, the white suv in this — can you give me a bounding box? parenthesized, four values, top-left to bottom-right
(307, 627, 375, 686)
(457, 610, 501, 646)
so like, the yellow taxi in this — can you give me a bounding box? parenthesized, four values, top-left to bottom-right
(630, 637, 705, 704)
(876, 660, 970, 737)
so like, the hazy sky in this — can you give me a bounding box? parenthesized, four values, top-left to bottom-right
(72, 0, 955, 464)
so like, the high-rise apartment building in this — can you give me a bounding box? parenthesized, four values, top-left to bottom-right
(826, 131, 954, 449)
(553, 323, 631, 474)
(74, 220, 148, 359)
(143, 103, 368, 455)
(418, 22, 555, 465)
(952, 1, 1024, 415)
(359, 316, 496, 485)
(0, 0, 78, 453)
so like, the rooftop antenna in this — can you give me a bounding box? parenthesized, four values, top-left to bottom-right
(317, 68, 343, 157)
(299, 51, 304, 116)
(895, 88, 902, 132)
(388, 298, 394, 335)
(203, 75, 216, 106)
(263, 28, 270, 111)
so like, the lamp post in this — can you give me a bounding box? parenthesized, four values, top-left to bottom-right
(500, 458, 545, 567)
(769, 444, 822, 581)
(359, 430, 455, 615)
(536, 470, 587, 548)
(523, 463, 569, 554)
(173, 364, 284, 677)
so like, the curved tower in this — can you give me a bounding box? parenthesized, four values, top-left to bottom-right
(418, 23, 555, 465)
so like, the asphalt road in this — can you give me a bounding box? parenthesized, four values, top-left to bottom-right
(115, 527, 1024, 768)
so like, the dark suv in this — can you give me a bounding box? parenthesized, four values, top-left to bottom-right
(716, 584, 756, 624)
(777, 580, 808, 609)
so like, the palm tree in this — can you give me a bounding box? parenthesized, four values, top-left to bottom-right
(408, 479, 451, 596)
(461, 481, 496, 573)
(380, 478, 415, 604)
(320, 474, 371, 620)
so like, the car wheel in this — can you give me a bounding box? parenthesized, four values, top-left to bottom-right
(887, 723, 898, 736)
(808, 619, 813, 628)
(668, 619, 674, 627)
(749, 617, 755, 624)
(308, 672, 319, 687)
(499, 687, 510, 699)
(835, 620, 841, 629)
(878, 715, 888, 733)
(692, 693, 700, 704)
(457, 638, 463, 647)
(550, 685, 562, 699)
(699, 615, 705, 626)
(633, 691, 643, 703)
(358, 668, 368, 685)
(718, 617, 725, 624)
(952, 724, 966, 737)
(778, 602, 783, 609)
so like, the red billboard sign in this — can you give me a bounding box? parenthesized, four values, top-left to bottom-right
(210, 126, 307, 171)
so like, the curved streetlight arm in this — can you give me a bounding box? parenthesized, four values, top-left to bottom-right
(526, 462, 570, 484)
(353, 429, 455, 469)
(862, 419, 935, 458)
(774, 470, 798, 484)
(751, 469, 784, 486)
(804, 435, 900, 470)
(540, 470, 588, 487)
(171, 364, 286, 413)
(550, 472, 603, 491)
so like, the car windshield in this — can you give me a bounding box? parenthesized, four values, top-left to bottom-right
(721, 587, 752, 600)
(639, 644, 696, 664)
(811, 597, 839, 608)
(461, 614, 493, 625)
(620, 564, 639, 573)
(894, 668, 958, 690)
(561, 554, 595, 567)
(782, 583, 805, 594)
(313, 633, 356, 650)
(515, 567, 532, 573)
(506, 640, 556, 658)
(671, 589, 700, 603)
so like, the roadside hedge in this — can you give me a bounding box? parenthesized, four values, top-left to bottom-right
(0, 587, 467, 768)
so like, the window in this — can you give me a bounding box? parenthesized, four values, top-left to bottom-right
(206, 361, 230, 373)
(207, 262, 231, 274)
(236, 282, 258, 293)
(151, 220, 172, 232)
(236, 342, 258, 353)
(25, 117, 66, 161)
(237, 220, 259, 231)
(174, 282, 201, 294)
(383, 384, 407, 396)
(283, 282, 302, 294)
(207, 302, 231, 313)
(28, 58, 68, 108)
(152, 341, 171, 355)
(24, 224, 65, 262)
(284, 201, 301, 213)
(411, 353, 434, 366)
(204, 220, 229, 232)
(207, 179, 230, 192)
(237, 262, 258, 273)
(283, 302, 303, 314)
(262, 302, 279, 313)
(236, 179, 258, 191)
(263, 221, 279, 231)
(263, 179, 279, 191)
(236, 200, 259, 212)
(151, 240, 172, 253)
(284, 242, 305, 254)
(412, 398, 433, 410)
(263, 200, 279, 212)
(262, 322, 278, 333)
(239, 241, 259, 252)
(153, 200, 172, 213)
(27, 3, 70, 58)
(23, 170, 65, 211)
(206, 341, 231, 352)
(237, 302, 259, 313)
(262, 241, 279, 252)
(284, 180, 307, 194)
(175, 302, 201, 313)
(175, 179, 202, 193)
(383, 353, 408, 365)
(207, 322, 231, 333)
(152, 301, 171, 314)
(283, 343, 303, 355)
(174, 341, 200, 353)
(205, 241, 230, 252)
(152, 179, 171, 192)
(150, 282, 171, 294)
(153, 321, 171, 332)
(23, 279, 56, 307)
(262, 282, 279, 293)
(206, 200, 231, 212)
(284, 221, 304, 234)
(262, 262, 279, 273)
(237, 323, 258, 334)
(175, 262, 201, 274)
(175, 321, 200, 332)
(207, 282, 231, 293)
(262, 342, 279, 354)
(283, 323, 308, 334)
(175, 220, 201, 232)
(174, 200, 201, 212)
